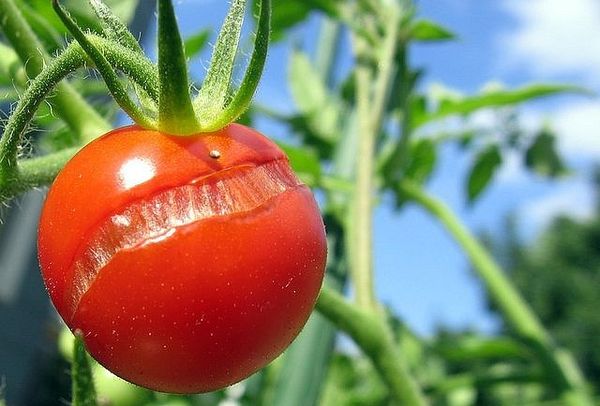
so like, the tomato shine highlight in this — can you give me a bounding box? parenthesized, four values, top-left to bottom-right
(38, 124, 327, 393)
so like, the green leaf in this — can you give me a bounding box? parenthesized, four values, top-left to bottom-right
(258, 0, 340, 41)
(467, 145, 502, 203)
(208, 0, 271, 130)
(416, 84, 589, 128)
(184, 29, 211, 59)
(408, 94, 427, 128)
(409, 19, 455, 42)
(525, 128, 568, 177)
(289, 50, 328, 114)
(289, 49, 341, 146)
(277, 142, 322, 185)
(404, 138, 437, 184)
(269, 2, 310, 41)
(195, 0, 246, 121)
(72, 333, 97, 406)
(434, 336, 529, 362)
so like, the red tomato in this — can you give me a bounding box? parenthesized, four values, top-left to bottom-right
(38, 124, 327, 393)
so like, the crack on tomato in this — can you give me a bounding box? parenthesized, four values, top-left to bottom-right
(69, 159, 302, 315)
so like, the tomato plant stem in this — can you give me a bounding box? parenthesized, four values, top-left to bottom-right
(353, 59, 376, 310)
(17, 148, 79, 189)
(0, 38, 159, 202)
(351, 6, 400, 311)
(0, 0, 111, 143)
(72, 333, 97, 406)
(317, 288, 427, 406)
(370, 12, 400, 137)
(0, 43, 83, 188)
(399, 179, 593, 406)
(53, 1, 156, 129)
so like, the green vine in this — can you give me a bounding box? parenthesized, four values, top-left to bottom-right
(0, 36, 159, 202)
(0, 0, 111, 143)
(53, 0, 157, 129)
(72, 332, 97, 406)
(317, 288, 427, 405)
(351, 3, 400, 311)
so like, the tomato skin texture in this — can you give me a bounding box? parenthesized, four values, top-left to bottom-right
(38, 124, 327, 393)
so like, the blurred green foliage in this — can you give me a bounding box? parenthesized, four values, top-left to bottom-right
(490, 175, 600, 393)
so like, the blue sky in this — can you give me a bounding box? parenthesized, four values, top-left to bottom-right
(146, 0, 600, 336)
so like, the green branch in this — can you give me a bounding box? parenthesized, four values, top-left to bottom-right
(0, 43, 83, 183)
(88, 0, 158, 113)
(350, 6, 400, 310)
(352, 53, 376, 309)
(316, 288, 427, 406)
(72, 332, 97, 406)
(398, 179, 593, 406)
(0, 38, 159, 203)
(53, 0, 156, 128)
(0, 0, 110, 142)
(17, 148, 79, 190)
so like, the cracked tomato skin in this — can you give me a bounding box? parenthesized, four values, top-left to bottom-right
(38, 124, 327, 393)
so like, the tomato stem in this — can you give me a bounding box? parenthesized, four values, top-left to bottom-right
(351, 4, 400, 311)
(0, 38, 159, 202)
(53, 0, 157, 129)
(157, 0, 200, 135)
(316, 288, 427, 406)
(0, 0, 111, 143)
(0, 43, 83, 190)
(88, 0, 158, 114)
(71, 332, 97, 406)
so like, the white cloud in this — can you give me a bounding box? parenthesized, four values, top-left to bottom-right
(499, 0, 600, 82)
(552, 101, 600, 157)
(519, 181, 594, 231)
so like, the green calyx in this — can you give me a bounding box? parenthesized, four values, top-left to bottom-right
(54, 0, 271, 136)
